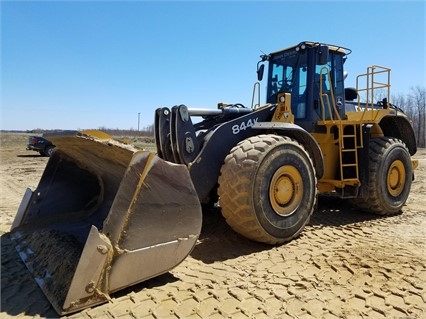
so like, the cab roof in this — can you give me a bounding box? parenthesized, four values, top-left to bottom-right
(271, 41, 352, 56)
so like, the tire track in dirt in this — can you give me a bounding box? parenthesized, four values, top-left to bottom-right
(51, 211, 426, 318)
(63, 206, 424, 319)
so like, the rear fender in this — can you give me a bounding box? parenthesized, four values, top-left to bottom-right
(379, 115, 417, 155)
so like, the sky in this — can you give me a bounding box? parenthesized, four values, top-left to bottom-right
(1, 0, 425, 131)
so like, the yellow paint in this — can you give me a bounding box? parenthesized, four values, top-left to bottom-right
(80, 130, 112, 140)
(272, 93, 294, 123)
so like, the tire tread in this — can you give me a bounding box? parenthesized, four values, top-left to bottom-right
(218, 135, 316, 244)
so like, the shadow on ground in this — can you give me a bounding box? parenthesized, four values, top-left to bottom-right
(310, 197, 395, 227)
(191, 197, 392, 264)
(16, 154, 45, 158)
(0, 233, 57, 318)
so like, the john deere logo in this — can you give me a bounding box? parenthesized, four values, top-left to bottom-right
(336, 96, 344, 107)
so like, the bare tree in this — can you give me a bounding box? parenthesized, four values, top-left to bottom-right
(408, 86, 426, 148)
(392, 93, 408, 112)
(392, 88, 426, 148)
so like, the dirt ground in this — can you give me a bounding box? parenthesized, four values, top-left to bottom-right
(1, 132, 425, 319)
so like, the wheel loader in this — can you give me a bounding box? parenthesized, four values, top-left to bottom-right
(10, 41, 418, 315)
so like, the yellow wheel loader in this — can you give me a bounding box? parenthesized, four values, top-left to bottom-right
(10, 41, 418, 315)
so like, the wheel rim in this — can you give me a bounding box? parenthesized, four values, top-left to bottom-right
(269, 165, 303, 216)
(387, 160, 406, 197)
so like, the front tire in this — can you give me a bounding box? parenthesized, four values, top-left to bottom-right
(351, 137, 412, 214)
(218, 135, 317, 244)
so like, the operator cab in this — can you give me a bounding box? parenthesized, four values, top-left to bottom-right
(261, 42, 351, 131)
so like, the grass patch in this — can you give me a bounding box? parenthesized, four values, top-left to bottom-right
(0, 133, 32, 149)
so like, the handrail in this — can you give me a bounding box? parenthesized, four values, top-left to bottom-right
(318, 66, 342, 123)
(251, 81, 261, 109)
(355, 65, 391, 121)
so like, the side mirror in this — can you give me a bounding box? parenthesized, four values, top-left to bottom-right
(257, 63, 265, 81)
(318, 45, 329, 65)
(344, 87, 358, 101)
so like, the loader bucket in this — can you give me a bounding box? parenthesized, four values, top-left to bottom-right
(10, 132, 202, 315)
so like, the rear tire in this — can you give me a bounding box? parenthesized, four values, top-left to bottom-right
(44, 146, 55, 157)
(351, 137, 412, 215)
(218, 135, 317, 244)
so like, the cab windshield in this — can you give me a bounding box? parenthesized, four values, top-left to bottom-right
(266, 49, 307, 105)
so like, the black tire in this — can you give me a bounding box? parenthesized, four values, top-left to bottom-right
(351, 137, 412, 215)
(218, 134, 317, 244)
(43, 146, 55, 157)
